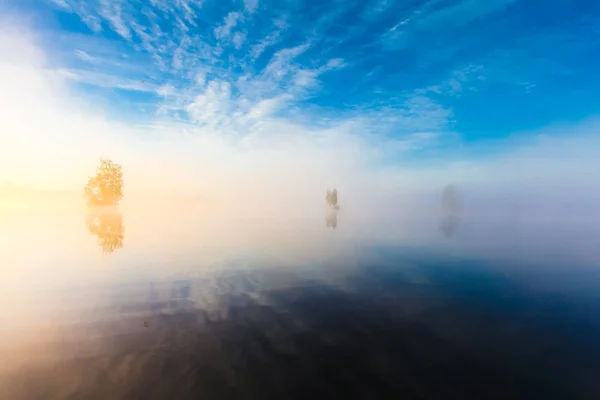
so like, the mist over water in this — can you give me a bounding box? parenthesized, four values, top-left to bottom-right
(2, 0, 600, 397)
(1, 195, 600, 399)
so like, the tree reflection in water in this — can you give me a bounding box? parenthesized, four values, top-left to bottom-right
(440, 214, 459, 238)
(440, 184, 460, 238)
(85, 208, 124, 255)
(325, 210, 338, 229)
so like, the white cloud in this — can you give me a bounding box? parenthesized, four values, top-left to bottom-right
(55, 68, 155, 92)
(292, 69, 319, 89)
(74, 49, 96, 62)
(382, 0, 517, 50)
(176, 17, 189, 33)
(398, 95, 452, 132)
(275, 42, 311, 59)
(419, 64, 485, 96)
(323, 58, 345, 70)
(0, 27, 45, 65)
(232, 32, 247, 49)
(195, 71, 206, 87)
(49, 0, 70, 9)
(185, 80, 233, 124)
(175, 0, 198, 24)
(214, 11, 242, 40)
(129, 20, 155, 53)
(246, 94, 292, 120)
(250, 30, 282, 59)
(172, 47, 183, 69)
(287, 57, 345, 90)
(100, 7, 132, 40)
(157, 83, 175, 97)
(149, 0, 173, 13)
(244, 0, 258, 14)
(81, 15, 103, 33)
(235, 53, 347, 122)
(262, 43, 310, 81)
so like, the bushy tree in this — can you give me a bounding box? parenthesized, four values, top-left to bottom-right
(325, 188, 339, 209)
(84, 159, 124, 205)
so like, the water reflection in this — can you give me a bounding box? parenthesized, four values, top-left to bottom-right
(441, 184, 460, 214)
(85, 208, 124, 255)
(440, 214, 459, 238)
(3, 201, 600, 399)
(325, 210, 338, 229)
(171, 280, 191, 299)
(3, 260, 600, 399)
(440, 184, 460, 238)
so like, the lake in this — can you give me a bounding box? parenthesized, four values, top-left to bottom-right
(1, 203, 599, 399)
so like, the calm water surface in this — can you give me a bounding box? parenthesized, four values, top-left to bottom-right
(1, 205, 600, 399)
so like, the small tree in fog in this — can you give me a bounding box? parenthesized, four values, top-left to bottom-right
(84, 159, 124, 206)
(325, 188, 339, 209)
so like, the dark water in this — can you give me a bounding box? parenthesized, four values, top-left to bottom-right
(1, 207, 600, 399)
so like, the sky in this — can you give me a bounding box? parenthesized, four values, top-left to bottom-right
(0, 0, 599, 213)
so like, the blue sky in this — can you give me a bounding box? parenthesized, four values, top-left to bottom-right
(15, 0, 600, 139)
(1, 0, 599, 201)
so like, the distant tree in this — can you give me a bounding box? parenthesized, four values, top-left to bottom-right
(325, 188, 339, 209)
(84, 159, 123, 206)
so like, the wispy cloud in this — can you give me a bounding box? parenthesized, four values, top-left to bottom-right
(243, 0, 258, 14)
(232, 31, 247, 49)
(418, 64, 485, 96)
(363, 0, 394, 20)
(55, 68, 157, 93)
(261, 43, 311, 81)
(99, 1, 132, 40)
(245, 94, 292, 120)
(48, 0, 69, 10)
(250, 29, 282, 59)
(175, 0, 199, 24)
(397, 95, 453, 132)
(23, 0, 455, 152)
(185, 80, 233, 125)
(381, 0, 517, 49)
(81, 15, 103, 33)
(195, 71, 206, 87)
(74, 49, 97, 63)
(214, 11, 242, 40)
(157, 83, 176, 97)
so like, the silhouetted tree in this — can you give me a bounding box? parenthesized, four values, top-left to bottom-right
(84, 159, 123, 206)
